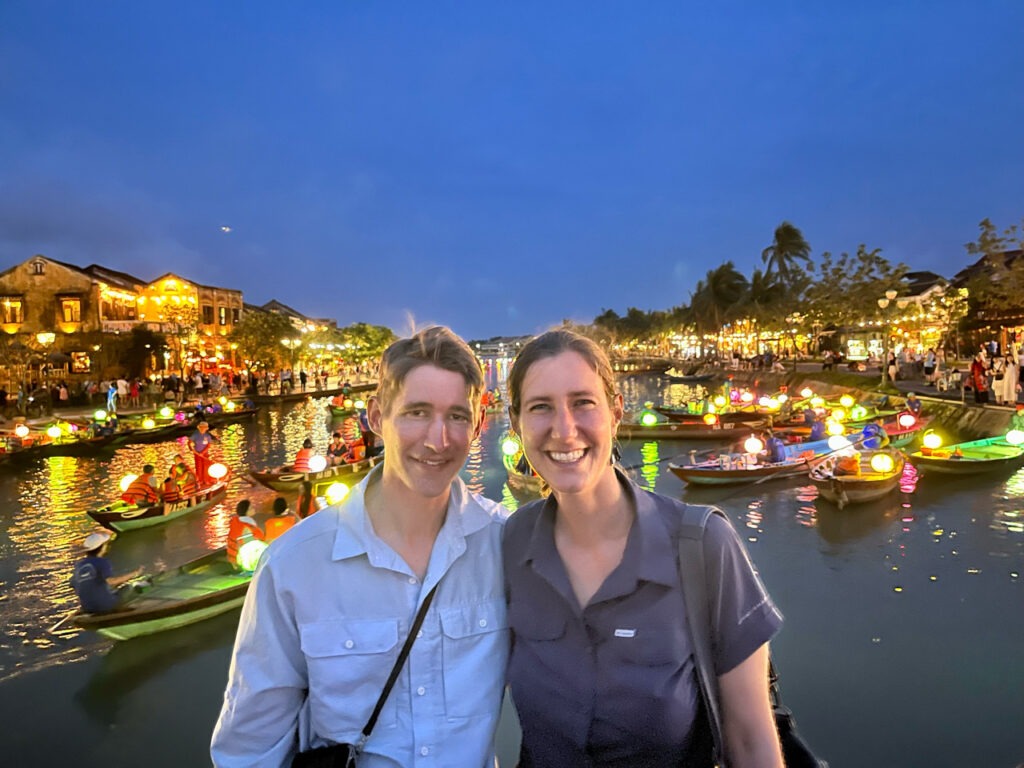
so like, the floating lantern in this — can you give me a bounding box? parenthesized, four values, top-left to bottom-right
(354, 399, 365, 410)
(640, 410, 659, 427)
(236, 539, 268, 572)
(810, 397, 825, 408)
(308, 455, 328, 473)
(713, 395, 726, 409)
(922, 431, 942, 450)
(740, 391, 755, 404)
(501, 437, 521, 456)
(826, 420, 845, 436)
(800, 388, 813, 399)
(703, 413, 719, 426)
(142, 417, 156, 429)
(827, 435, 852, 451)
(850, 405, 868, 420)
(897, 412, 916, 429)
(208, 463, 229, 480)
(870, 453, 895, 473)
(46, 425, 61, 439)
(839, 394, 855, 408)
(119, 474, 139, 492)
(324, 482, 350, 505)
(744, 436, 765, 454)
(831, 408, 846, 422)
(1006, 430, 1024, 446)
(159, 406, 173, 418)
(14, 424, 29, 438)
(343, 399, 353, 409)
(94, 410, 107, 421)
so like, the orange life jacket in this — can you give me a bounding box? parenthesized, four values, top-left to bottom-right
(293, 447, 313, 473)
(162, 478, 181, 502)
(177, 470, 199, 497)
(836, 455, 861, 476)
(227, 516, 263, 567)
(296, 493, 317, 519)
(264, 514, 298, 542)
(122, 475, 160, 504)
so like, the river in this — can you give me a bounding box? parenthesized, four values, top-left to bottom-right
(0, 367, 1021, 767)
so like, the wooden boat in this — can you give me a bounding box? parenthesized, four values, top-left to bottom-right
(669, 438, 834, 486)
(663, 371, 716, 383)
(503, 451, 547, 497)
(618, 418, 765, 441)
(250, 453, 383, 493)
(87, 482, 228, 532)
(908, 436, 1024, 475)
(808, 450, 905, 509)
(71, 547, 251, 640)
(0, 427, 125, 461)
(327, 404, 357, 419)
(654, 406, 760, 424)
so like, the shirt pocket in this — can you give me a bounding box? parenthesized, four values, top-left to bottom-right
(298, 619, 400, 733)
(605, 624, 683, 667)
(439, 598, 510, 720)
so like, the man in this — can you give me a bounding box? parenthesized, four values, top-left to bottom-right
(70, 530, 144, 613)
(212, 326, 509, 767)
(905, 392, 922, 417)
(188, 421, 218, 486)
(121, 464, 161, 505)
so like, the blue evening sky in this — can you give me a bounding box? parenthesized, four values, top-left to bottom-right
(1, 2, 1022, 340)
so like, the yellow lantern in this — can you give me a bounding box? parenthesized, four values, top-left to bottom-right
(236, 539, 268, 572)
(703, 413, 719, 426)
(46, 425, 61, 439)
(142, 417, 156, 429)
(870, 453, 895, 473)
(324, 482, 350, 505)
(800, 388, 813, 399)
(922, 431, 942, 450)
(502, 437, 521, 456)
(826, 420, 845, 436)
(640, 410, 659, 427)
(14, 424, 29, 438)
(713, 395, 727, 409)
(308, 455, 328, 473)
(839, 394, 855, 408)
(831, 408, 846, 422)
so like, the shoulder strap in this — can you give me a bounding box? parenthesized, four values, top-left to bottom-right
(358, 582, 439, 748)
(677, 503, 727, 766)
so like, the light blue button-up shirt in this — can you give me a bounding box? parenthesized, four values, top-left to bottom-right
(211, 467, 510, 767)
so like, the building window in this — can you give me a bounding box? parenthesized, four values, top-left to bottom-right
(61, 297, 82, 323)
(31, 260, 45, 275)
(1, 298, 24, 324)
(232, 307, 240, 324)
(202, 305, 214, 325)
(218, 306, 227, 326)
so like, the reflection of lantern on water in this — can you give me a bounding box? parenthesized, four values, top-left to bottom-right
(208, 463, 229, 480)
(324, 482, 350, 505)
(897, 412, 916, 429)
(922, 431, 943, 450)
(308, 455, 328, 473)
(870, 453, 895, 473)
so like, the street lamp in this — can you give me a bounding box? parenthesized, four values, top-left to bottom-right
(281, 338, 301, 369)
(877, 290, 910, 386)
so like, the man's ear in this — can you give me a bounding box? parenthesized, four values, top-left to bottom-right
(367, 396, 384, 434)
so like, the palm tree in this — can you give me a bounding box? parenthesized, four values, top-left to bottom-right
(761, 222, 811, 284)
(688, 262, 749, 355)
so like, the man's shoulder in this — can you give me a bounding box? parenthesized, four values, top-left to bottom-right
(462, 488, 510, 526)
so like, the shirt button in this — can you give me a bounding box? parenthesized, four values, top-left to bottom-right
(420, 746, 429, 756)
(478, 619, 487, 628)
(417, 686, 426, 696)
(408, 576, 417, 584)
(416, 629, 423, 639)
(344, 640, 354, 649)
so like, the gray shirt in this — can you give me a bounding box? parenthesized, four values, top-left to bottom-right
(503, 471, 782, 767)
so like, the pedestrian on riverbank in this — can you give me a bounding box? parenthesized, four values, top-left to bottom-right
(970, 354, 990, 405)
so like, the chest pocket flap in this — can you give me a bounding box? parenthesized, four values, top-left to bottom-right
(299, 619, 399, 658)
(439, 598, 508, 640)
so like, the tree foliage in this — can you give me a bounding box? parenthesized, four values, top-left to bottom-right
(761, 221, 812, 284)
(229, 309, 297, 370)
(963, 217, 1024, 317)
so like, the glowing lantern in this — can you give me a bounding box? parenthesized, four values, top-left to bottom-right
(800, 388, 813, 399)
(354, 399, 366, 410)
(810, 397, 825, 408)
(777, 393, 788, 403)
(827, 435, 852, 451)
(850, 405, 868, 420)
(218, 396, 227, 405)
(744, 436, 765, 454)
(142, 417, 156, 429)
(713, 395, 726, 409)
(826, 420, 845, 436)
(225, 401, 237, 411)
(758, 396, 771, 407)
(1006, 430, 1024, 446)
(94, 410, 108, 421)
(897, 412, 916, 429)
(501, 437, 521, 456)
(208, 463, 229, 480)
(831, 408, 846, 422)
(870, 453, 895, 473)
(119, 474, 139, 492)
(766, 398, 780, 411)
(324, 482, 350, 505)
(740, 391, 754, 404)
(922, 431, 943, 450)
(46, 425, 61, 439)
(14, 424, 29, 438)
(236, 539, 268, 572)
(174, 412, 187, 422)
(306, 455, 327, 473)
(839, 394, 855, 408)
(703, 413, 719, 426)
(640, 410, 659, 427)
(159, 406, 173, 418)
(343, 399, 353, 409)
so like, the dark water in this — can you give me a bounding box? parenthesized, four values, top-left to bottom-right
(1, 370, 1022, 767)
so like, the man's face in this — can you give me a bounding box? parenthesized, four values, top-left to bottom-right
(368, 364, 481, 503)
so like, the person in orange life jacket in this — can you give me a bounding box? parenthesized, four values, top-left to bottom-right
(121, 465, 161, 505)
(835, 453, 862, 476)
(292, 439, 314, 473)
(342, 436, 366, 463)
(189, 421, 218, 486)
(295, 480, 317, 519)
(227, 499, 263, 569)
(326, 432, 348, 465)
(264, 497, 300, 542)
(70, 530, 144, 613)
(161, 475, 182, 503)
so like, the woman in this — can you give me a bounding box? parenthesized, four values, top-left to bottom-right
(970, 353, 990, 405)
(503, 330, 784, 767)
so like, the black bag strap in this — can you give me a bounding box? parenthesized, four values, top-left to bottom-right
(357, 582, 439, 748)
(676, 503, 727, 765)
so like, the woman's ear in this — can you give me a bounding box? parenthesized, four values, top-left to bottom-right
(612, 393, 624, 426)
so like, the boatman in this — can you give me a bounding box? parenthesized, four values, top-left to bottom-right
(70, 530, 144, 613)
(188, 421, 218, 487)
(212, 326, 509, 767)
(905, 392, 923, 417)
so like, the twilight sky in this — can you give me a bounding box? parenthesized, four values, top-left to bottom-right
(1, 2, 1022, 341)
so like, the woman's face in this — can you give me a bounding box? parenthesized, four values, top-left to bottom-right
(512, 350, 622, 499)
